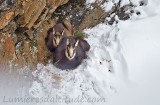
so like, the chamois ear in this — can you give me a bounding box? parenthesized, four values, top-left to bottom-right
(75, 39, 79, 47)
(66, 39, 69, 45)
(52, 28, 55, 35)
(61, 29, 65, 36)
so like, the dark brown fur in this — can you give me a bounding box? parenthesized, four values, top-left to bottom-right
(77, 37, 90, 52)
(54, 36, 89, 70)
(45, 19, 73, 52)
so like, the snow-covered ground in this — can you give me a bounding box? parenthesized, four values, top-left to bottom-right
(1, 0, 160, 105)
(109, 12, 160, 105)
(109, 0, 160, 104)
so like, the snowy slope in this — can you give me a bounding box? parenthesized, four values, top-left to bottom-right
(1, 0, 160, 105)
(29, 24, 121, 105)
(28, 0, 160, 105)
(109, 8, 160, 105)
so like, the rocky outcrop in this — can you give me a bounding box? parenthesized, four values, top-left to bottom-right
(52, 0, 136, 33)
(0, 12, 14, 29)
(0, 0, 137, 69)
(0, 0, 69, 69)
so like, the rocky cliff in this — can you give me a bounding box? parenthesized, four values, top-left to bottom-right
(0, 0, 69, 69)
(0, 0, 137, 69)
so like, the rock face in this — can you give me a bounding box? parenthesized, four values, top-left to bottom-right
(0, 0, 69, 68)
(0, 0, 136, 69)
(52, 0, 135, 32)
(0, 12, 14, 29)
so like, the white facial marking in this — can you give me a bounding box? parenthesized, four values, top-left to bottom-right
(65, 49, 76, 60)
(53, 36, 61, 47)
(66, 39, 69, 45)
(75, 40, 79, 47)
(69, 46, 74, 57)
(52, 28, 55, 35)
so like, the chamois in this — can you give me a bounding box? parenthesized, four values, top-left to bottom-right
(54, 36, 90, 70)
(45, 19, 73, 52)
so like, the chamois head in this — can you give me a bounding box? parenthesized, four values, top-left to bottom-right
(65, 38, 79, 60)
(52, 28, 64, 47)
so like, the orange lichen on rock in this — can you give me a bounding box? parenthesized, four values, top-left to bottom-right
(0, 33, 16, 64)
(26, 0, 46, 29)
(0, 12, 14, 29)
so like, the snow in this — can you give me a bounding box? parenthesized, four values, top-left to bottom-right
(28, 17, 127, 105)
(29, 0, 160, 104)
(101, 1, 114, 12)
(85, 0, 96, 5)
(85, 0, 96, 8)
(120, 0, 131, 7)
(109, 12, 160, 105)
(1, 0, 160, 105)
(108, 0, 160, 104)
